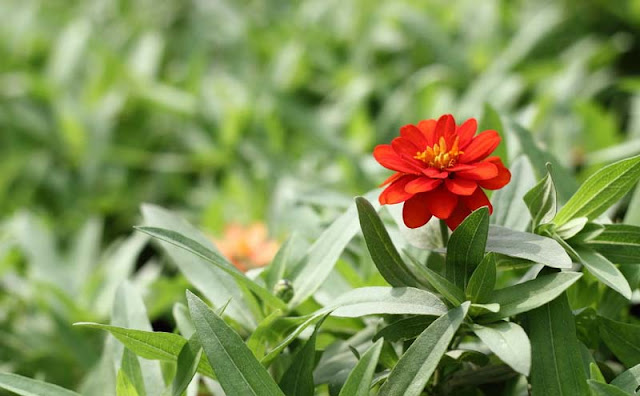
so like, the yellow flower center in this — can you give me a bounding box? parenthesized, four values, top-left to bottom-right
(414, 136, 464, 170)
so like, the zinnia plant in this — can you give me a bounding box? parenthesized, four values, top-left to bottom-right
(375, 114, 511, 229)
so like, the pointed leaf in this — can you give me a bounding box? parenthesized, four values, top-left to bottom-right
(587, 380, 630, 396)
(373, 316, 436, 342)
(446, 208, 490, 289)
(339, 339, 384, 396)
(0, 373, 81, 396)
(279, 316, 327, 396)
(575, 247, 631, 299)
(74, 323, 215, 379)
(466, 253, 497, 303)
(408, 256, 464, 305)
(481, 272, 582, 321)
(555, 155, 640, 225)
(528, 293, 588, 396)
(356, 196, 420, 288)
(136, 226, 286, 310)
(379, 303, 470, 396)
(472, 322, 531, 375)
(289, 191, 380, 307)
(141, 205, 253, 328)
(327, 286, 447, 318)
(587, 224, 640, 264)
(611, 364, 640, 393)
(599, 316, 640, 367)
(121, 349, 145, 396)
(524, 163, 557, 227)
(186, 291, 284, 396)
(486, 225, 572, 268)
(116, 371, 140, 396)
(172, 336, 203, 396)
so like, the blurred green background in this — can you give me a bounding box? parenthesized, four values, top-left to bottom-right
(1, 0, 640, 391)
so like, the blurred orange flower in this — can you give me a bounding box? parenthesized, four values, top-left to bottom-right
(215, 223, 279, 272)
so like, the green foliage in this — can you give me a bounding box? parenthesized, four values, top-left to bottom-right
(3, 0, 640, 395)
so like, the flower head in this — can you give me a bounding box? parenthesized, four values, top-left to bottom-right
(374, 114, 511, 230)
(214, 223, 279, 272)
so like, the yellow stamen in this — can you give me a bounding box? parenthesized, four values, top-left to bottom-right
(414, 136, 464, 170)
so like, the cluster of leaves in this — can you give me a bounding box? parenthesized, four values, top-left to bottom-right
(1, 0, 639, 237)
(2, 119, 640, 395)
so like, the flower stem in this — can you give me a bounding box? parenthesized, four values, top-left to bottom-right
(439, 219, 449, 247)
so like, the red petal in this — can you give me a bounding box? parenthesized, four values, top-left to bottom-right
(459, 130, 501, 163)
(379, 175, 416, 204)
(462, 189, 493, 214)
(426, 186, 459, 219)
(405, 177, 443, 194)
(455, 161, 498, 180)
(400, 124, 428, 149)
(422, 168, 449, 178)
(445, 203, 471, 230)
(435, 114, 456, 145)
(374, 145, 421, 174)
(479, 157, 511, 190)
(402, 194, 433, 228)
(391, 137, 421, 160)
(456, 118, 477, 147)
(447, 164, 476, 172)
(379, 172, 403, 187)
(445, 178, 478, 196)
(417, 119, 437, 146)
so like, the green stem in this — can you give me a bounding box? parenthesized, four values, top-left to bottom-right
(439, 219, 449, 247)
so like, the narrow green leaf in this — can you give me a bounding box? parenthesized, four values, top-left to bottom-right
(74, 323, 215, 379)
(611, 364, 640, 393)
(136, 226, 286, 310)
(171, 336, 203, 396)
(509, 123, 578, 202)
(466, 253, 497, 303)
(264, 235, 295, 292)
(121, 349, 146, 396)
(356, 196, 420, 288)
(246, 310, 284, 360)
(587, 224, 640, 264)
(554, 217, 588, 240)
(486, 225, 572, 268)
(481, 272, 582, 321)
(326, 286, 448, 318)
(472, 322, 531, 375)
(0, 373, 81, 396)
(379, 302, 470, 396)
(599, 316, 640, 367)
(339, 339, 384, 396)
(261, 314, 322, 366)
(186, 291, 284, 396)
(446, 208, 490, 289)
(574, 247, 632, 299)
(528, 293, 588, 396)
(289, 191, 380, 307)
(408, 256, 465, 305)
(279, 315, 327, 396)
(141, 205, 254, 328)
(491, 156, 536, 231)
(589, 363, 605, 383)
(373, 316, 436, 342)
(587, 380, 631, 396)
(524, 163, 557, 227)
(116, 371, 140, 396)
(554, 155, 640, 225)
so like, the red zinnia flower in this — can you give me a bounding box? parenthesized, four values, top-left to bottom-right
(374, 114, 511, 230)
